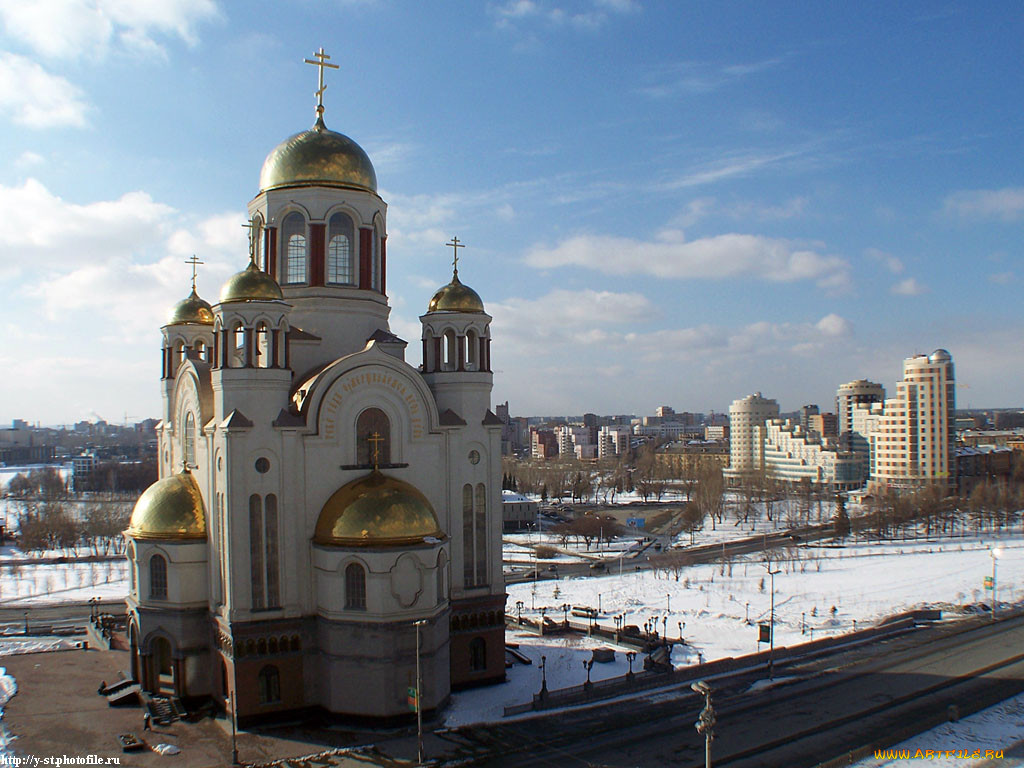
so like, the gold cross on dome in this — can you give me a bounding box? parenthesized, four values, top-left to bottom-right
(242, 218, 258, 263)
(185, 255, 204, 291)
(304, 47, 339, 113)
(368, 431, 384, 470)
(446, 236, 465, 276)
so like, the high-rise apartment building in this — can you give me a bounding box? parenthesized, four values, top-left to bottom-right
(869, 350, 956, 490)
(726, 392, 780, 479)
(836, 379, 885, 434)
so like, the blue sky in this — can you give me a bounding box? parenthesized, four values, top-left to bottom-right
(1, 1, 1022, 425)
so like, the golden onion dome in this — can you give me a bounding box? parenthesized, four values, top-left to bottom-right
(314, 471, 443, 547)
(219, 260, 284, 303)
(259, 117, 377, 194)
(428, 273, 485, 313)
(127, 471, 207, 540)
(167, 288, 214, 326)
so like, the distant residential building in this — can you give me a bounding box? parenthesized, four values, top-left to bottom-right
(704, 425, 729, 441)
(869, 350, 956, 491)
(799, 404, 819, 434)
(531, 428, 558, 459)
(726, 392, 780, 480)
(807, 412, 838, 439)
(957, 445, 1017, 494)
(655, 406, 675, 418)
(836, 379, 885, 435)
(502, 490, 539, 532)
(598, 426, 632, 458)
(759, 419, 861, 490)
(633, 423, 698, 440)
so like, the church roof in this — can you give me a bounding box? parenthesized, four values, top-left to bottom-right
(127, 470, 207, 541)
(259, 117, 377, 194)
(314, 470, 443, 547)
(219, 260, 284, 303)
(427, 272, 485, 314)
(167, 288, 214, 326)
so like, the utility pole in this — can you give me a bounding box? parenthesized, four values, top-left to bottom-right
(765, 560, 781, 680)
(415, 619, 426, 765)
(692, 680, 715, 768)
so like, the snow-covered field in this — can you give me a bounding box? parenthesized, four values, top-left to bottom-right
(441, 533, 1024, 726)
(0, 558, 127, 605)
(855, 691, 1024, 766)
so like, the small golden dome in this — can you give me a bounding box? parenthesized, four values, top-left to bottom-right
(428, 273, 485, 313)
(127, 471, 207, 540)
(219, 261, 284, 303)
(168, 288, 214, 325)
(314, 471, 442, 547)
(259, 118, 377, 194)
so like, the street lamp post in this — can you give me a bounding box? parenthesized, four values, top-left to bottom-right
(765, 561, 781, 680)
(626, 651, 636, 677)
(691, 680, 715, 768)
(992, 547, 1003, 621)
(414, 619, 427, 765)
(582, 658, 594, 687)
(516, 600, 524, 624)
(666, 593, 671, 614)
(562, 603, 570, 626)
(539, 655, 548, 697)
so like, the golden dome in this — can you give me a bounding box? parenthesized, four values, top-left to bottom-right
(168, 288, 214, 325)
(219, 261, 284, 303)
(127, 471, 207, 540)
(314, 471, 442, 547)
(428, 273, 485, 313)
(259, 118, 377, 194)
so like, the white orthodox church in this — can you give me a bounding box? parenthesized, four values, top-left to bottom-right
(124, 54, 505, 725)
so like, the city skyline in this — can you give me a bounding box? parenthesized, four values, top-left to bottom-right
(1, 2, 1023, 424)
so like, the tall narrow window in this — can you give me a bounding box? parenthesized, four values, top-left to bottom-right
(252, 215, 264, 271)
(356, 408, 391, 466)
(149, 554, 167, 600)
(345, 563, 366, 610)
(443, 330, 457, 371)
(371, 224, 381, 290)
(466, 330, 479, 371)
(257, 665, 281, 704)
(250, 495, 265, 609)
(265, 494, 280, 608)
(282, 212, 307, 284)
(128, 543, 136, 593)
(184, 412, 196, 468)
(255, 323, 270, 368)
(462, 484, 474, 586)
(327, 212, 354, 285)
(475, 483, 488, 587)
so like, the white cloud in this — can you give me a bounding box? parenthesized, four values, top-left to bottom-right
(14, 150, 45, 168)
(816, 313, 852, 337)
(0, 53, 89, 128)
(491, 0, 636, 31)
(943, 187, 1024, 221)
(0, 178, 173, 266)
(655, 150, 801, 191)
(524, 229, 850, 289)
(0, 0, 220, 60)
(866, 247, 904, 275)
(672, 196, 807, 227)
(891, 277, 927, 296)
(639, 57, 786, 98)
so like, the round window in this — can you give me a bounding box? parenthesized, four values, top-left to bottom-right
(255, 457, 271, 474)
(468, 450, 481, 465)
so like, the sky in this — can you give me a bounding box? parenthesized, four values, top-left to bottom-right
(1, 1, 1023, 426)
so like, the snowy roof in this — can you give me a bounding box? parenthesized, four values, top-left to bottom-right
(502, 490, 532, 503)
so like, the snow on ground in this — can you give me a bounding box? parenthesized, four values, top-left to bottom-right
(0, 559, 127, 605)
(452, 533, 1024, 724)
(0, 637, 80, 655)
(0, 666, 17, 758)
(854, 691, 1024, 766)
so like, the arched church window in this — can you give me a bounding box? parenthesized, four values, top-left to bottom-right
(345, 563, 366, 610)
(184, 412, 196, 468)
(149, 554, 167, 600)
(255, 322, 270, 368)
(466, 330, 479, 371)
(469, 637, 486, 672)
(194, 339, 206, 362)
(282, 212, 307, 284)
(371, 222, 382, 290)
(128, 543, 136, 593)
(258, 665, 281, 704)
(327, 212, 354, 285)
(474, 484, 488, 586)
(462, 484, 474, 586)
(356, 408, 391, 466)
(252, 215, 264, 271)
(443, 330, 458, 371)
(232, 322, 245, 368)
(249, 495, 265, 609)
(265, 494, 280, 608)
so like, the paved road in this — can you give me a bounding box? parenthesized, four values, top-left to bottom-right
(0, 598, 125, 628)
(442, 613, 1024, 767)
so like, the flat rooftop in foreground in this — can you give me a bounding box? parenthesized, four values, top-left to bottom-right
(1, 648, 427, 767)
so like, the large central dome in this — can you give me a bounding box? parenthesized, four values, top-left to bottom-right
(259, 117, 377, 194)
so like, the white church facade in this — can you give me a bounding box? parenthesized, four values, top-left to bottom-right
(124, 55, 505, 725)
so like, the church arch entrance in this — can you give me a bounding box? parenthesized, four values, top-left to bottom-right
(150, 636, 175, 695)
